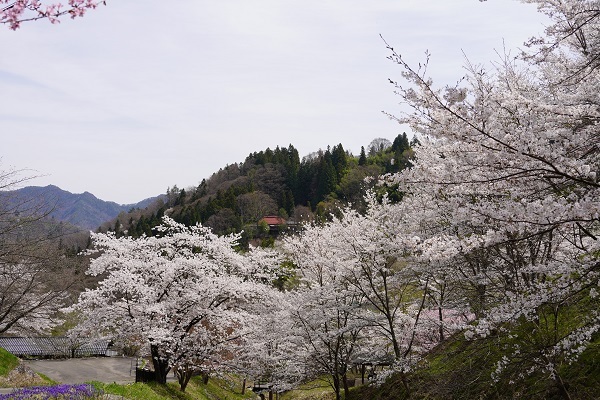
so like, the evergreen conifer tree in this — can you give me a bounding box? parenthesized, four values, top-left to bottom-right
(358, 146, 367, 166)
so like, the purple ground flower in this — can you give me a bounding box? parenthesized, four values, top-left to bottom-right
(0, 383, 102, 399)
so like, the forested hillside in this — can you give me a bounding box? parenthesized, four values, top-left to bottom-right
(104, 133, 416, 243)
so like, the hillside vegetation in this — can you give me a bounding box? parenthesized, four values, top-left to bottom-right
(0, 348, 19, 376)
(347, 321, 600, 400)
(102, 134, 416, 243)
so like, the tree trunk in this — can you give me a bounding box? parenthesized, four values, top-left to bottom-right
(150, 344, 170, 384)
(175, 366, 193, 392)
(554, 372, 571, 400)
(389, 322, 402, 359)
(343, 372, 350, 399)
(332, 374, 341, 400)
(400, 370, 410, 397)
(474, 283, 487, 319)
(438, 306, 445, 342)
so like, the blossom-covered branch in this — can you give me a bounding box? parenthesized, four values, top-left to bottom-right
(0, 0, 105, 30)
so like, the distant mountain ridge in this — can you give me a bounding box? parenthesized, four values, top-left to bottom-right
(5, 185, 163, 231)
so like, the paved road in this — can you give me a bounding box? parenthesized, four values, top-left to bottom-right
(23, 357, 138, 385)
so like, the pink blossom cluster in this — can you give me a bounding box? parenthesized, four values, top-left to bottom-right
(0, 0, 103, 30)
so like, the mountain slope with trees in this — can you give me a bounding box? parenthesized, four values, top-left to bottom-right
(2, 185, 164, 231)
(106, 134, 416, 244)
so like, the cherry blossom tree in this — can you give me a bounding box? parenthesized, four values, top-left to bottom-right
(281, 194, 447, 395)
(331, 197, 431, 364)
(286, 289, 364, 400)
(68, 217, 281, 391)
(236, 294, 303, 397)
(283, 227, 369, 400)
(1, 0, 104, 30)
(382, 0, 600, 396)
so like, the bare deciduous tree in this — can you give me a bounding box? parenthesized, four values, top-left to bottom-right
(0, 164, 83, 334)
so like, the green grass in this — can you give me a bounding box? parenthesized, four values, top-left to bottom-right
(91, 381, 181, 400)
(187, 375, 256, 400)
(278, 379, 335, 400)
(36, 373, 58, 385)
(0, 347, 19, 376)
(93, 375, 337, 400)
(91, 374, 257, 400)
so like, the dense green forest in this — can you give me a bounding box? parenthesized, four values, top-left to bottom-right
(104, 133, 417, 243)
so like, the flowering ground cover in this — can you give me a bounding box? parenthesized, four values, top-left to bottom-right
(0, 383, 103, 399)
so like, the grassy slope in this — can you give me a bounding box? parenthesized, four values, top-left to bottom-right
(347, 329, 600, 400)
(0, 347, 19, 376)
(92, 375, 257, 400)
(279, 379, 336, 400)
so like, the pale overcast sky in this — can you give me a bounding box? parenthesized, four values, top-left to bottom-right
(1, 1, 548, 204)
